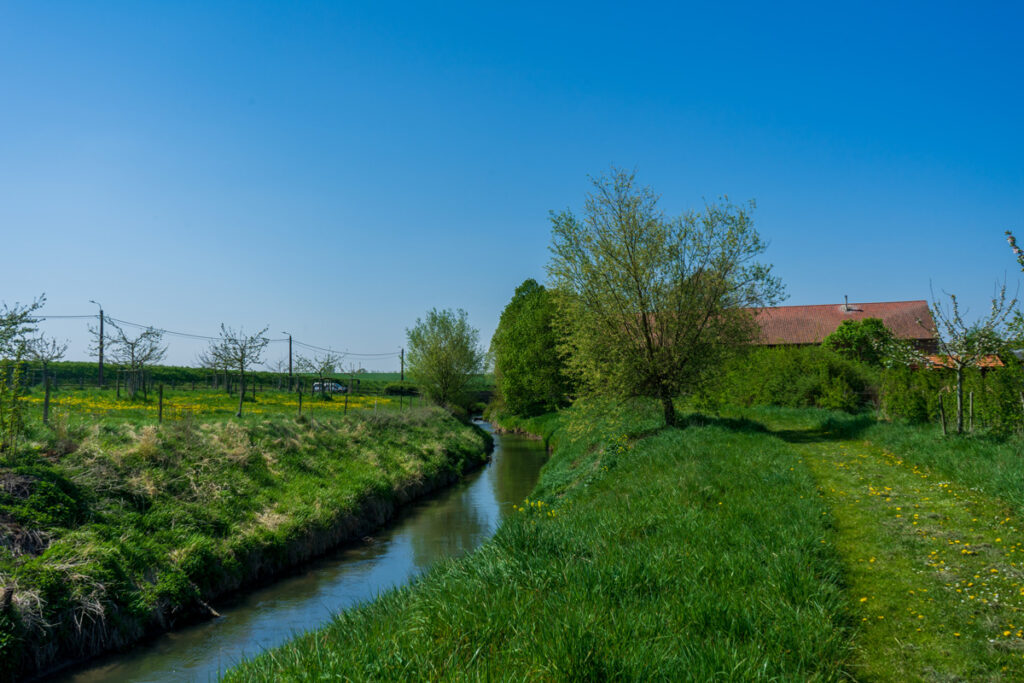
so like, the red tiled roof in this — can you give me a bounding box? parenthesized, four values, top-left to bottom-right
(750, 300, 937, 345)
(922, 354, 1004, 369)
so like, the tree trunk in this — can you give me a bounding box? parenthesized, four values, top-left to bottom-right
(237, 367, 245, 417)
(956, 367, 964, 434)
(662, 395, 676, 428)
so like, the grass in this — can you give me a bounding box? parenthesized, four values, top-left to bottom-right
(726, 406, 1024, 679)
(223, 400, 853, 680)
(0, 406, 489, 680)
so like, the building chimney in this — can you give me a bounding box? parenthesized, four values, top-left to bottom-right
(844, 295, 850, 312)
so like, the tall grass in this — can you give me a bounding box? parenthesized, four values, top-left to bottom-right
(224, 400, 853, 680)
(0, 408, 488, 680)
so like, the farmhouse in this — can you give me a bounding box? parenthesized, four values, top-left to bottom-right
(751, 299, 939, 351)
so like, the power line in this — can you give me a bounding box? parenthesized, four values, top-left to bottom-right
(37, 313, 400, 360)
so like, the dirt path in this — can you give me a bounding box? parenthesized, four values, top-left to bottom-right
(769, 420, 1024, 680)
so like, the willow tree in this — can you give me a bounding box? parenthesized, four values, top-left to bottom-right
(547, 168, 784, 427)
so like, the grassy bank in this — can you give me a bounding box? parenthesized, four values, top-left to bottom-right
(0, 407, 488, 681)
(224, 401, 853, 680)
(721, 405, 1024, 678)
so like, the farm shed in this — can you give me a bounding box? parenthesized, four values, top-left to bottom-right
(750, 299, 938, 351)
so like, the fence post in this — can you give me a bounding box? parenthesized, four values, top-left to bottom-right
(939, 392, 947, 436)
(158, 384, 164, 423)
(43, 374, 51, 426)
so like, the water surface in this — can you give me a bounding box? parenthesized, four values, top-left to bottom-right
(55, 421, 546, 682)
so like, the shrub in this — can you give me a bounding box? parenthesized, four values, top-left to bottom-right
(703, 346, 877, 413)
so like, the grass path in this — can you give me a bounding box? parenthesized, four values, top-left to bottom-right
(759, 413, 1024, 680)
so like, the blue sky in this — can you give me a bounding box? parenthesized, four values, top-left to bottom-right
(1, 2, 1021, 369)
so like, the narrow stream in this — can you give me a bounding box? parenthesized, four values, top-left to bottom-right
(54, 421, 547, 682)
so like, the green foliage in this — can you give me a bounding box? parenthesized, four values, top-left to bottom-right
(491, 279, 570, 417)
(0, 295, 44, 460)
(547, 167, 784, 427)
(880, 359, 1024, 435)
(406, 309, 486, 410)
(701, 346, 877, 413)
(822, 317, 895, 365)
(382, 382, 417, 396)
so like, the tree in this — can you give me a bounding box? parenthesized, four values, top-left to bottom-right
(491, 279, 571, 416)
(27, 334, 68, 382)
(912, 285, 1015, 435)
(208, 325, 269, 417)
(547, 168, 784, 427)
(265, 357, 289, 390)
(406, 308, 486, 409)
(0, 295, 44, 456)
(296, 352, 342, 397)
(822, 318, 896, 366)
(197, 348, 232, 394)
(108, 323, 167, 398)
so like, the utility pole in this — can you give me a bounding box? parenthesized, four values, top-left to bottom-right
(90, 300, 104, 387)
(400, 348, 404, 382)
(283, 331, 293, 391)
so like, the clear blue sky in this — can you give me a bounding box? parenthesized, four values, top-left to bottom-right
(2, 2, 1021, 369)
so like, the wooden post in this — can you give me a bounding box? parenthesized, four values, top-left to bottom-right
(969, 391, 974, 433)
(939, 392, 947, 436)
(116, 370, 121, 399)
(344, 390, 348, 415)
(158, 384, 164, 423)
(43, 374, 51, 426)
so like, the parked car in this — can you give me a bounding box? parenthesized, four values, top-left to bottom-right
(312, 381, 346, 394)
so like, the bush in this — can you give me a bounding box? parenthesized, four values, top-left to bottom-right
(383, 383, 418, 396)
(702, 346, 878, 413)
(880, 358, 1024, 434)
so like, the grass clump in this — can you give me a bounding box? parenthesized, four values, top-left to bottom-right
(0, 407, 487, 680)
(224, 400, 852, 680)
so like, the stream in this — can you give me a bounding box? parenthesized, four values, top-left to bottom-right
(53, 421, 547, 682)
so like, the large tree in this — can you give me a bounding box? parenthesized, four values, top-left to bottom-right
(407, 308, 486, 409)
(491, 279, 571, 416)
(547, 168, 784, 427)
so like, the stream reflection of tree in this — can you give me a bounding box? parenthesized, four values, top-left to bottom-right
(490, 437, 549, 512)
(408, 435, 547, 570)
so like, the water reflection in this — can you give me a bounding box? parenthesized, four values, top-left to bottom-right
(54, 422, 546, 683)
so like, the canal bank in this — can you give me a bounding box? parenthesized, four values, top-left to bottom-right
(49, 420, 548, 682)
(3, 409, 491, 681)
